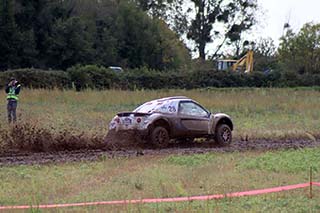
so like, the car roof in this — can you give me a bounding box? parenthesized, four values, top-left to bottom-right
(155, 96, 191, 101)
(133, 96, 205, 113)
(154, 96, 191, 102)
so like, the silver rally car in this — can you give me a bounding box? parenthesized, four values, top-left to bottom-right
(109, 96, 233, 148)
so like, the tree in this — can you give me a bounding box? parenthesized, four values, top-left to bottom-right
(114, 1, 190, 70)
(0, 0, 19, 70)
(15, 29, 38, 68)
(133, 0, 189, 36)
(134, 0, 168, 17)
(13, 0, 71, 68)
(93, 19, 118, 67)
(0, 0, 191, 70)
(187, 0, 257, 59)
(253, 37, 277, 71)
(46, 17, 94, 69)
(224, 0, 258, 57)
(278, 23, 320, 74)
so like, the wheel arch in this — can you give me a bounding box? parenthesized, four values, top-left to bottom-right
(214, 117, 233, 131)
(149, 118, 171, 136)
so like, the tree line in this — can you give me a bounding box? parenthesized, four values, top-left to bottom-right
(0, 0, 260, 70)
(1, 0, 320, 84)
(0, 0, 190, 71)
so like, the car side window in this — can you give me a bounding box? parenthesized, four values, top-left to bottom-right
(178, 102, 208, 117)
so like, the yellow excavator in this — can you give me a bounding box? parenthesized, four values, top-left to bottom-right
(217, 50, 254, 73)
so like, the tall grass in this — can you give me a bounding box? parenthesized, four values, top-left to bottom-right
(2, 87, 318, 140)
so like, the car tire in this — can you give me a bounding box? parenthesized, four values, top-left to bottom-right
(151, 126, 170, 148)
(215, 124, 232, 146)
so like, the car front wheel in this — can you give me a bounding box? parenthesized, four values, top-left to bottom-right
(151, 126, 170, 148)
(215, 124, 232, 146)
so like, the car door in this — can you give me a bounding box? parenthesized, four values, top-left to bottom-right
(175, 101, 210, 136)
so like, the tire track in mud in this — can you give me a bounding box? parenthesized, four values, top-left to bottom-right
(0, 139, 319, 166)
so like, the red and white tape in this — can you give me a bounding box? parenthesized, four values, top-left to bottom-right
(1, 182, 319, 210)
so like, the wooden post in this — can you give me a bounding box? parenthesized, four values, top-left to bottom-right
(310, 167, 313, 199)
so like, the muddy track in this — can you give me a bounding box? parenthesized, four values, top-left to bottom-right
(0, 139, 319, 166)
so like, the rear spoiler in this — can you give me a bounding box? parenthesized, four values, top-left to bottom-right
(117, 112, 151, 117)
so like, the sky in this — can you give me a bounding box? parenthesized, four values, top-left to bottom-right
(257, 0, 320, 44)
(185, 0, 320, 57)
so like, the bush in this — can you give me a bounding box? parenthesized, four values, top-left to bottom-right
(67, 65, 117, 91)
(117, 67, 174, 90)
(0, 68, 71, 89)
(1, 66, 320, 90)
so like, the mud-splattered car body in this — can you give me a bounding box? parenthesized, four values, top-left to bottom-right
(109, 96, 233, 147)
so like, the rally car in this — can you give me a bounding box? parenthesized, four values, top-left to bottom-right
(109, 96, 233, 148)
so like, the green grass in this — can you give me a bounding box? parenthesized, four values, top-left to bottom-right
(1, 149, 320, 211)
(239, 148, 320, 173)
(164, 153, 215, 166)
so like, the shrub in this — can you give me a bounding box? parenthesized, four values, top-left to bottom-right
(0, 68, 71, 89)
(67, 64, 117, 91)
(1, 66, 320, 90)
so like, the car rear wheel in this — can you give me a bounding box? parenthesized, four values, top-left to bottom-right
(151, 126, 170, 148)
(215, 124, 232, 146)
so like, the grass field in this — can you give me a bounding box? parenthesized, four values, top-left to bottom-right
(1, 87, 319, 139)
(1, 149, 320, 211)
(1, 87, 320, 211)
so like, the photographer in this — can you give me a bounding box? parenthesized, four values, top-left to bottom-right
(5, 77, 21, 123)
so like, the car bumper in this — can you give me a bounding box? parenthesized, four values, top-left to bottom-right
(110, 128, 149, 137)
(109, 123, 150, 136)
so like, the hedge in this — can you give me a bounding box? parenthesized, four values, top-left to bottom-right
(1, 66, 320, 90)
(0, 68, 71, 89)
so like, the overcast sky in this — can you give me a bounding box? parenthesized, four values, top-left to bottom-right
(257, 0, 320, 43)
(187, 0, 320, 56)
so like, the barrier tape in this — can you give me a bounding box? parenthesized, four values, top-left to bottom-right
(1, 182, 319, 210)
(313, 182, 320, 187)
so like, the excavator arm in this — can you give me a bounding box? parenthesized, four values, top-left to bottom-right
(231, 50, 254, 73)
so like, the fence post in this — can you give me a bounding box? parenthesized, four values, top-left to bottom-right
(310, 167, 313, 199)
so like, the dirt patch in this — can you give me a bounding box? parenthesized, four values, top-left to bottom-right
(1, 138, 319, 166)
